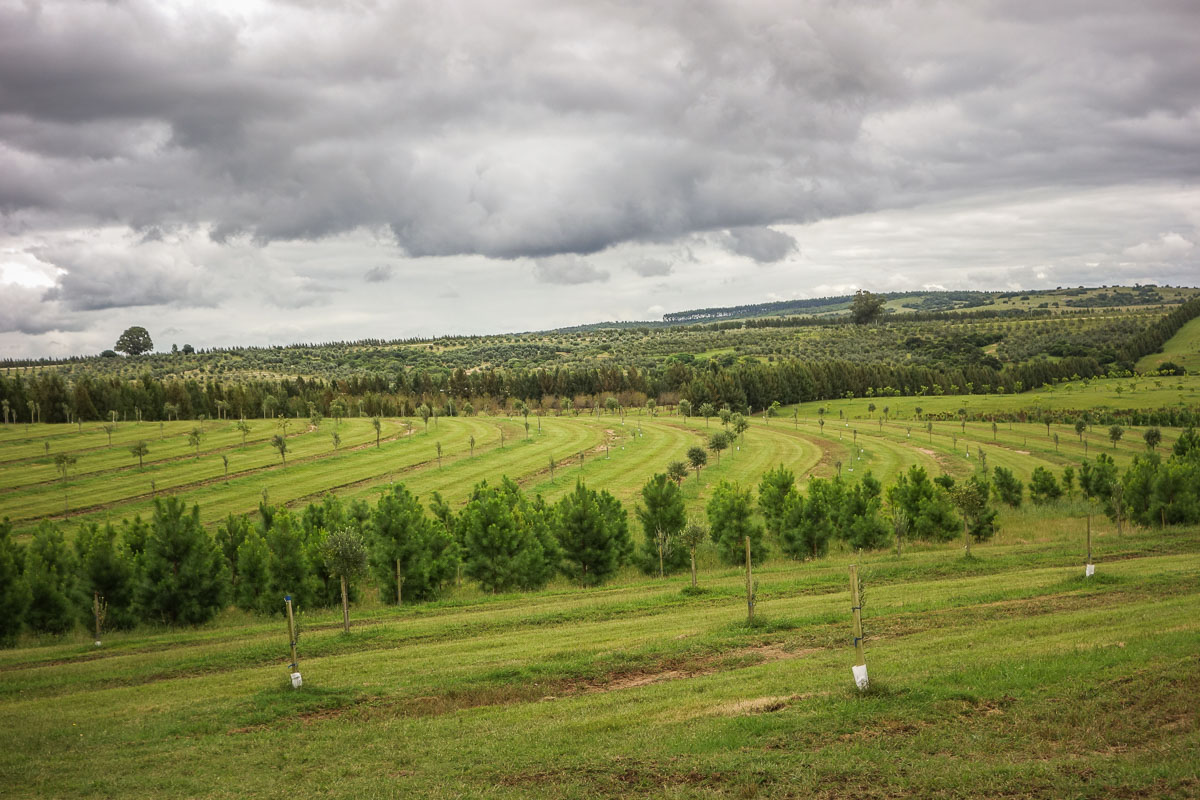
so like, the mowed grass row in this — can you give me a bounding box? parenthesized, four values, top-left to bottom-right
(3, 409, 1193, 542)
(1, 518, 1196, 799)
(0, 415, 296, 468)
(0, 418, 387, 494)
(0, 417, 463, 524)
(0, 416, 593, 534)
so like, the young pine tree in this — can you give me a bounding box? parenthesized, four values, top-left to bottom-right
(135, 498, 229, 625)
(368, 484, 459, 604)
(756, 465, 796, 540)
(0, 519, 32, 645)
(635, 473, 688, 576)
(74, 522, 137, 629)
(263, 510, 320, 613)
(557, 480, 631, 587)
(26, 522, 81, 635)
(706, 481, 766, 564)
(460, 480, 556, 593)
(235, 529, 272, 614)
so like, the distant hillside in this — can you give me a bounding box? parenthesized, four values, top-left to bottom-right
(663, 285, 1195, 324)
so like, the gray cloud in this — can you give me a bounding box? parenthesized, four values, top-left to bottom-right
(4, 0, 1194, 262)
(628, 257, 674, 277)
(721, 227, 799, 263)
(364, 264, 394, 283)
(36, 250, 223, 312)
(1, 1, 1198, 355)
(532, 255, 609, 285)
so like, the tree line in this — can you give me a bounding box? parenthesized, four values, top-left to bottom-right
(0, 349, 1151, 427)
(5, 428, 1198, 646)
(4, 297, 1196, 427)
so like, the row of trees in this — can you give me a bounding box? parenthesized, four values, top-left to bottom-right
(986, 429, 1200, 529)
(0, 459, 976, 645)
(6, 428, 1198, 645)
(0, 349, 1134, 428)
(11, 294, 1198, 429)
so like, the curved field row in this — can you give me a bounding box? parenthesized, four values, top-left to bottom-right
(1, 417, 527, 533)
(0, 419, 387, 493)
(2, 398, 1195, 542)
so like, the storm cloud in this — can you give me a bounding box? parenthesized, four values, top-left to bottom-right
(1, 0, 1198, 355)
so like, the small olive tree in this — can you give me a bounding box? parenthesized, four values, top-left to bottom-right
(324, 528, 368, 633)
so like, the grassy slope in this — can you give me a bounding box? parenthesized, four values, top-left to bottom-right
(3, 374, 1197, 540)
(0, 520, 1196, 798)
(1137, 313, 1200, 373)
(2, 359, 1200, 796)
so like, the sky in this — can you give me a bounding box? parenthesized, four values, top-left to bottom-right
(1, 0, 1198, 358)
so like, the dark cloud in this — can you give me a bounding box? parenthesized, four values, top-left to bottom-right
(721, 227, 799, 263)
(364, 264, 394, 283)
(4, 0, 1194, 262)
(532, 255, 609, 285)
(1, 1, 1198, 355)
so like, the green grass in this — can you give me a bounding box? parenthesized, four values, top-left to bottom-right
(1137, 312, 1200, 373)
(1, 516, 1197, 798)
(3, 375, 1197, 542)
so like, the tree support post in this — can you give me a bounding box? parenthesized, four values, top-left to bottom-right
(1085, 514, 1094, 577)
(285, 595, 302, 688)
(850, 565, 868, 690)
(340, 576, 350, 633)
(744, 536, 754, 623)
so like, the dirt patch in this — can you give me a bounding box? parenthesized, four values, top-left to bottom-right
(497, 759, 732, 790)
(837, 717, 931, 742)
(589, 669, 690, 692)
(578, 644, 819, 696)
(713, 693, 821, 716)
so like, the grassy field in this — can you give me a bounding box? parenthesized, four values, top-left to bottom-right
(2, 373, 1197, 541)
(1137, 313, 1200, 373)
(1, 512, 1197, 798)
(3, 336, 1200, 796)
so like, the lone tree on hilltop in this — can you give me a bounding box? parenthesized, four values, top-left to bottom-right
(850, 290, 886, 325)
(115, 326, 154, 356)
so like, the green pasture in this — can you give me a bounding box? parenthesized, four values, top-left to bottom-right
(1, 512, 1196, 798)
(787, 373, 1199, 419)
(1137, 312, 1200, 373)
(3, 374, 1196, 542)
(4, 329, 1200, 797)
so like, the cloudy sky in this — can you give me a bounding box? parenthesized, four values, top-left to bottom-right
(2, 0, 1198, 358)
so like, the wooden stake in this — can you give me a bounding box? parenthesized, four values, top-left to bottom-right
(285, 595, 299, 675)
(340, 575, 350, 633)
(92, 592, 104, 645)
(1087, 514, 1092, 563)
(744, 535, 754, 623)
(849, 565, 865, 667)
(396, 558, 404, 605)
